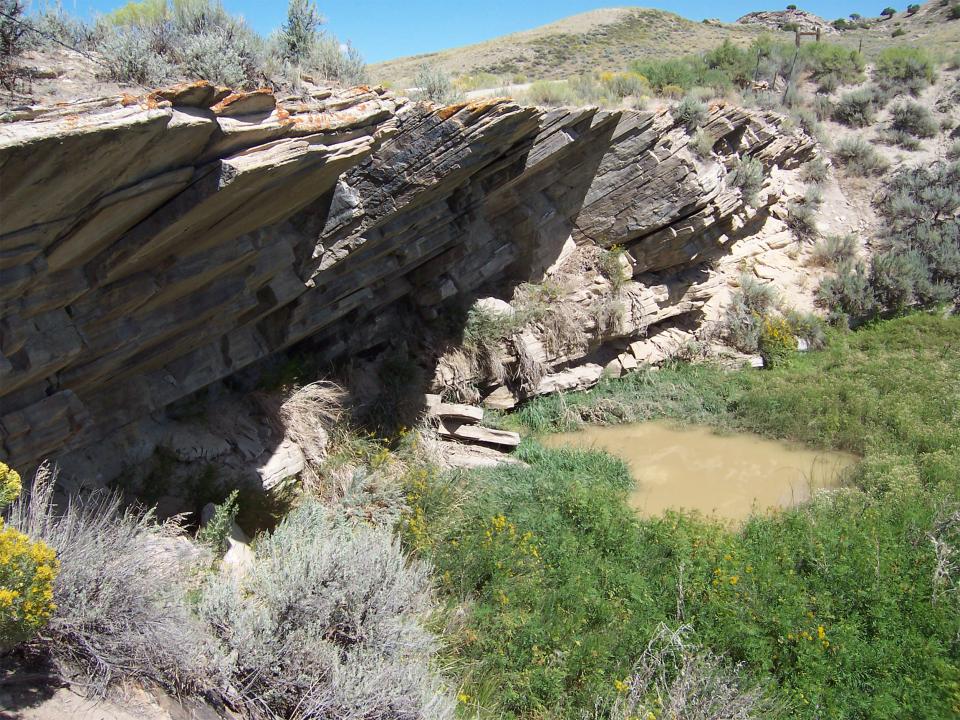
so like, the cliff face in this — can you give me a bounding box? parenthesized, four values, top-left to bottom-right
(0, 81, 814, 470)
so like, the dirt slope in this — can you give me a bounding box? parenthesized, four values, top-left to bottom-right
(371, 3, 960, 87)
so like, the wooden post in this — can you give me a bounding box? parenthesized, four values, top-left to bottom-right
(754, 49, 762, 83)
(816, 27, 821, 42)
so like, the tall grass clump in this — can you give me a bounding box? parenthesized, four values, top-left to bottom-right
(199, 498, 452, 719)
(5, 464, 219, 695)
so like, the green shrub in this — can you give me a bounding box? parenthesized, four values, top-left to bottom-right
(278, 0, 321, 63)
(0, 0, 27, 69)
(810, 234, 858, 268)
(951, 3, 960, 19)
(803, 42, 865, 87)
(196, 489, 238, 556)
(690, 128, 715, 158)
(889, 100, 938, 138)
(833, 135, 889, 176)
(672, 95, 708, 131)
(800, 156, 830, 183)
(601, 71, 649, 98)
(783, 308, 828, 349)
(875, 46, 936, 93)
(947, 139, 960, 160)
(892, 27, 906, 36)
(881, 7, 897, 18)
(728, 155, 764, 206)
(599, 245, 628, 293)
(723, 275, 778, 352)
(906, 3, 920, 14)
(414, 63, 458, 103)
(817, 260, 876, 324)
(831, 87, 881, 127)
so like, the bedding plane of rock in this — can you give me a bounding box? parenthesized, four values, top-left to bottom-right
(0, 80, 815, 478)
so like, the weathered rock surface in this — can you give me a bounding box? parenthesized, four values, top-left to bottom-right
(0, 82, 815, 471)
(736, 10, 836, 34)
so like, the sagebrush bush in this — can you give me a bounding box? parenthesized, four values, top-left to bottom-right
(831, 87, 881, 127)
(724, 275, 777, 352)
(787, 185, 823, 237)
(801, 156, 830, 183)
(672, 95, 708, 131)
(198, 499, 453, 719)
(728, 156, 764, 206)
(784, 308, 827, 349)
(889, 101, 938, 138)
(414, 62, 458, 103)
(947, 139, 960, 161)
(0, 463, 58, 652)
(833, 135, 889, 176)
(5, 464, 219, 694)
(817, 260, 876, 324)
(810, 234, 858, 268)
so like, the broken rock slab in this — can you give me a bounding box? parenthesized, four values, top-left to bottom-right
(438, 420, 521, 449)
(425, 394, 485, 424)
(436, 440, 526, 470)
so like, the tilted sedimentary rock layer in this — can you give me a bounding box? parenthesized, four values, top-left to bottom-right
(0, 81, 814, 469)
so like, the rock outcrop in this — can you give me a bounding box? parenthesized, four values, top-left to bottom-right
(0, 80, 815, 472)
(736, 10, 836, 34)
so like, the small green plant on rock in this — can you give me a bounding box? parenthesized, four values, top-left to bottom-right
(197, 489, 239, 557)
(672, 95, 708, 131)
(728, 156, 764, 206)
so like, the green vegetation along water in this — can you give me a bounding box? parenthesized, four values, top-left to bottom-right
(401, 313, 960, 719)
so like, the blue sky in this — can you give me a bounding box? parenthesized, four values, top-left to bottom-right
(52, 1, 887, 63)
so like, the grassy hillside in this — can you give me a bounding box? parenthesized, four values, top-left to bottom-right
(371, 2, 960, 88)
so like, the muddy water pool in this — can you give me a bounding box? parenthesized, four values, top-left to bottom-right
(542, 421, 857, 521)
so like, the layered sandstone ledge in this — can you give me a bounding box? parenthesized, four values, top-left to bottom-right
(0, 80, 814, 470)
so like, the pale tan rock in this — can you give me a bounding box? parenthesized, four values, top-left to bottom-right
(437, 421, 521, 448)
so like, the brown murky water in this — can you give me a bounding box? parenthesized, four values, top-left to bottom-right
(543, 421, 857, 521)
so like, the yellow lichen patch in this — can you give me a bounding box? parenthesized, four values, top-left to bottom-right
(435, 103, 469, 121)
